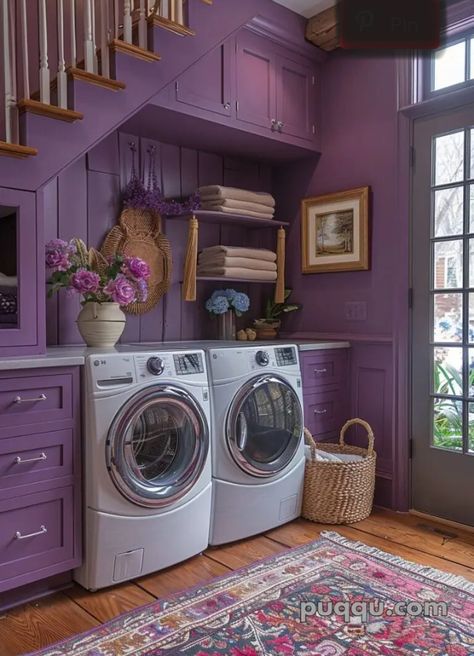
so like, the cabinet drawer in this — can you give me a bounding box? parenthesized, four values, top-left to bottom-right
(0, 429, 73, 494)
(0, 373, 73, 433)
(301, 350, 347, 390)
(304, 390, 346, 439)
(0, 487, 74, 589)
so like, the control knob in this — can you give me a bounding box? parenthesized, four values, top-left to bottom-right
(256, 350, 270, 367)
(147, 357, 165, 376)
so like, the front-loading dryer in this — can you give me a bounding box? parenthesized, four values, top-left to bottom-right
(207, 344, 304, 545)
(74, 349, 211, 590)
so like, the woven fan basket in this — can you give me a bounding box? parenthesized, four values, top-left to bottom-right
(302, 419, 376, 525)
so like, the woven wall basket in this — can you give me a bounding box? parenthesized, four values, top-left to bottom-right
(101, 208, 172, 315)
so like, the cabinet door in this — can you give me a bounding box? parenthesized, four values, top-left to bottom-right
(0, 187, 40, 355)
(176, 42, 232, 117)
(276, 55, 315, 141)
(235, 31, 276, 130)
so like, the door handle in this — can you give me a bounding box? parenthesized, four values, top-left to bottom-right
(313, 368, 328, 374)
(14, 393, 47, 404)
(15, 452, 47, 465)
(15, 525, 48, 540)
(236, 412, 248, 451)
(314, 409, 328, 415)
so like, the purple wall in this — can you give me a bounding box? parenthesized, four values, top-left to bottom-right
(45, 131, 275, 345)
(277, 53, 405, 510)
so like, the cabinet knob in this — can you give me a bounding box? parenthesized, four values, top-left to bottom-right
(224, 102, 231, 110)
(271, 119, 277, 131)
(277, 121, 284, 133)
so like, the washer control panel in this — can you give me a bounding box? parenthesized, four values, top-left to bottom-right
(255, 350, 270, 367)
(275, 346, 297, 367)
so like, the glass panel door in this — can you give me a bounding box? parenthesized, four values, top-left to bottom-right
(107, 386, 209, 508)
(226, 375, 303, 478)
(412, 104, 474, 525)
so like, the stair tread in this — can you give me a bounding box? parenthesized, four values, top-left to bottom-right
(68, 67, 126, 91)
(0, 141, 38, 158)
(18, 99, 83, 122)
(110, 39, 161, 62)
(149, 15, 196, 37)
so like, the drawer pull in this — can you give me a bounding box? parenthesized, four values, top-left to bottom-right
(15, 452, 47, 465)
(15, 525, 47, 540)
(313, 368, 328, 374)
(14, 393, 47, 404)
(314, 409, 328, 415)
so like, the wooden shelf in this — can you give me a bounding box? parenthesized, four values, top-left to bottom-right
(166, 210, 288, 228)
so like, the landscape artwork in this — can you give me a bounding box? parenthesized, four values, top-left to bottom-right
(315, 209, 354, 256)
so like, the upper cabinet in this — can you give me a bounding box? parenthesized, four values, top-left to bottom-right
(235, 31, 277, 130)
(176, 42, 233, 118)
(235, 30, 316, 143)
(0, 187, 43, 356)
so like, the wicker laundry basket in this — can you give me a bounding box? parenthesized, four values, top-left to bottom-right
(302, 419, 376, 524)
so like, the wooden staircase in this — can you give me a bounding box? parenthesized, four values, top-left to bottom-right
(0, 0, 267, 191)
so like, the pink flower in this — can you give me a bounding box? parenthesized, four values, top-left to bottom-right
(46, 250, 70, 271)
(124, 256, 151, 280)
(104, 274, 137, 306)
(71, 269, 100, 294)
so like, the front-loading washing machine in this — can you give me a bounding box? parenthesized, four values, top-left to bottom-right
(74, 348, 211, 590)
(207, 344, 305, 545)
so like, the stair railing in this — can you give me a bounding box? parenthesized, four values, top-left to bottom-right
(0, 0, 189, 146)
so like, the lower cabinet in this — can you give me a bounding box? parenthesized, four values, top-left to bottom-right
(0, 367, 81, 595)
(300, 349, 350, 442)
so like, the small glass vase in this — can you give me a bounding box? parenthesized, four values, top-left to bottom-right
(217, 310, 236, 340)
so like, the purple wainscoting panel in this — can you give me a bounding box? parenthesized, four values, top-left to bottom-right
(198, 151, 224, 187)
(42, 179, 59, 346)
(57, 157, 88, 345)
(87, 132, 120, 176)
(87, 171, 121, 249)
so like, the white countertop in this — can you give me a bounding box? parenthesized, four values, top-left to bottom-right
(0, 340, 350, 370)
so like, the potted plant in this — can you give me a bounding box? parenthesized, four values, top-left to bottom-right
(45, 238, 150, 347)
(205, 289, 250, 340)
(254, 289, 301, 340)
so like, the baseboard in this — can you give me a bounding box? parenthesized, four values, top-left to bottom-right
(409, 509, 474, 534)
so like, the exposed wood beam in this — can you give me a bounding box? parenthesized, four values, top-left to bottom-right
(306, 6, 339, 52)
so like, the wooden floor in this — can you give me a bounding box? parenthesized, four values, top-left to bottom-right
(1, 508, 473, 656)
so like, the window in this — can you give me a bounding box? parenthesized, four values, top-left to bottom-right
(430, 34, 474, 93)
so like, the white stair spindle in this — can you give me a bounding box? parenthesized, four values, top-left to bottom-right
(84, 0, 95, 72)
(1, 0, 16, 143)
(38, 0, 51, 104)
(169, 0, 175, 22)
(91, 0, 98, 73)
(100, 0, 110, 78)
(20, 0, 30, 98)
(114, 0, 119, 39)
(123, 1, 132, 43)
(160, 0, 168, 19)
(176, 0, 183, 25)
(8, 0, 19, 142)
(57, 0, 67, 108)
(70, 0, 76, 67)
(138, 0, 147, 48)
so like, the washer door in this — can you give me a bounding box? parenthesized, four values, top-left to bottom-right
(226, 375, 303, 478)
(106, 385, 209, 508)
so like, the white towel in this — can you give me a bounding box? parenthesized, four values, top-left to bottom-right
(197, 267, 278, 281)
(201, 204, 275, 221)
(0, 273, 18, 288)
(201, 246, 277, 262)
(198, 185, 275, 208)
(198, 255, 277, 271)
(304, 445, 364, 463)
(200, 198, 275, 216)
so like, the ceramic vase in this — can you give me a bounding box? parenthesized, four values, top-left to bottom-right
(217, 310, 236, 340)
(76, 302, 126, 348)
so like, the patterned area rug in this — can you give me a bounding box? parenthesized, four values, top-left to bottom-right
(31, 532, 473, 656)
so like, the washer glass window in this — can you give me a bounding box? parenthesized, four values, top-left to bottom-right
(227, 375, 302, 477)
(107, 386, 209, 508)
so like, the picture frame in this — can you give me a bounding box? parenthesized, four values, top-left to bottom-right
(301, 187, 370, 274)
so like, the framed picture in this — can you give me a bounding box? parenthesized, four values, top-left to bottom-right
(301, 187, 370, 274)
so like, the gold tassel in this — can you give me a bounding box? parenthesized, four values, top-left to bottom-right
(183, 215, 198, 302)
(275, 226, 286, 304)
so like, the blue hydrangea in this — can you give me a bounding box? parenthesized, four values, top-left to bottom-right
(205, 294, 230, 315)
(233, 292, 250, 315)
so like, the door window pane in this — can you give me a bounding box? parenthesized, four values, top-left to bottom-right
(434, 240, 463, 288)
(433, 42, 466, 91)
(433, 398, 463, 450)
(470, 185, 474, 232)
(471, 131, 474, 179)
(469, 349, 474, 396)
(469, 294, 474, 343)
(469, 403, 474, 452)
(434, 131, 464, 186)
(471, 40, 474, 80)
(434, 187, 464, 236)
(434, 347, 463, 395)
(434, 293, 463, 342)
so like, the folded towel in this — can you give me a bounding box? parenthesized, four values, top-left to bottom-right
(201, 245, 277, 262)
(304, 445, 364, 463)
(198, 185, 275, 208)
(198, 255, 277, 271)
(197, 267, 278, 281)
(0, 272, 18, 288)
(201, 204, 275, 221)
(200, 198, 275, 216)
